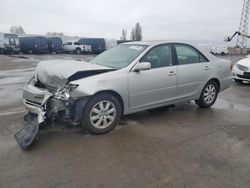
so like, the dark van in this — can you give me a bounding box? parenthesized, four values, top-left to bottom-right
(46, 37, 63, 53)
(19, 36, 49, 54)
(78, 38, 105, 54)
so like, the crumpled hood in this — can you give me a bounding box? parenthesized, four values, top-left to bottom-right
(36, 60, 113, 87)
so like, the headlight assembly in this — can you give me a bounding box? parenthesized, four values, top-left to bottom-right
(54, 83, 79, 100)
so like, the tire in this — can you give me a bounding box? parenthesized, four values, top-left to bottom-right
(221, 52, 226, 56)
(195, 81, 219, 108)
(76, 48, 81, 54)
(0, 48, 3, 54)
(82, 93, 122, 134)
(28, 49, 33, 54)
(234, 79, 242, 83)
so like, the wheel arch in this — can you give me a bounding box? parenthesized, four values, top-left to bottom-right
(93, 90, 124, 115)
(208, 78, 220, 91)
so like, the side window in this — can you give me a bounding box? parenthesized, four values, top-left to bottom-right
(74, 42, 80, 45)
(175, 45, 208, 65)
(141, 45, 172, 68)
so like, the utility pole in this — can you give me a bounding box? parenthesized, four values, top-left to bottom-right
(237, 0, 250, 48)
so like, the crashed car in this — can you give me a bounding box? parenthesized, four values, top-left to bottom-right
(16, 41, 232, 149)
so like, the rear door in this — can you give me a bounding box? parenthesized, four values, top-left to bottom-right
(174, 44, 210, 99)
(128, 44, 178, 110)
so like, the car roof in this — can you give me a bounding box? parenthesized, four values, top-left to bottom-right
(122, 40, 199, 46)
(123, 40, 169, 46)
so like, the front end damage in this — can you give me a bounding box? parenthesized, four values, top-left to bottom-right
(15, 77, 87, 149)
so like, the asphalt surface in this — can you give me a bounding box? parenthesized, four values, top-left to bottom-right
(0, 54, 250, 188)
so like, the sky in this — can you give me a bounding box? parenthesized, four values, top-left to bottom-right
(0, 0, 244, 45)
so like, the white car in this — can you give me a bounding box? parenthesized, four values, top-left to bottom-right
(63, 41, 91, 54)
(232, 57, 250, 82)
(211, 46, 228, 56)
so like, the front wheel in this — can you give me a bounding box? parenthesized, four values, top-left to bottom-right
(195, 81, 219, 108)
(82, 94, 122, 134)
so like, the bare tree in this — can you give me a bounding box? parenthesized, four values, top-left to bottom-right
(9, 26, 25, 35)
(130, 28, 136, 40)
(134, 22, 142, 41)
(130, 23, 142, 41)
(120, 29, 127, 40)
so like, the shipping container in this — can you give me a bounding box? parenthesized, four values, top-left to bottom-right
(46, 37, 63, 53)
(78, 38, 106, 54)
(0, 33, 20, 54)
(19, 36, 49, 54)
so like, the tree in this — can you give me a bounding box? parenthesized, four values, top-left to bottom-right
(130, 23, 142, 41)
(134, 22, 142, 41)
(120, 29, 127, 40)
(130, 28, 136, 40)
(9, 26, 25, 35)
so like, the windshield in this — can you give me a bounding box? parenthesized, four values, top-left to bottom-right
(91, 44, 148, 69)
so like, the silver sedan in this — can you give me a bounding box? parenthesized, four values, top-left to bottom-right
(21, 41, 232, 147)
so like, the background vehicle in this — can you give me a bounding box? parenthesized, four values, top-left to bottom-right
(63, 41, 91, 54)
(0, 33, 20, 54)
(78, 38, 106, 53)
(232, 57, 250, 82)
(104, 38, 117, 50)
(18, 41, 232, 149)
(46, 37, 63, 53)
(211, 46, 229, 55)
(19, 36, 49, 54)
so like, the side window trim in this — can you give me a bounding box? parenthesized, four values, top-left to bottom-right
(139, 43, 176, 69)
(173, 43, 209, 65)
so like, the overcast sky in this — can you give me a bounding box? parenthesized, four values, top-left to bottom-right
(0, 0, 244, 44)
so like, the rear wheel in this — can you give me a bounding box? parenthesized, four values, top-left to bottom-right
(221, 52, 226, 56)
(82, 94, 122, 134)
(195, 81, 219, 108)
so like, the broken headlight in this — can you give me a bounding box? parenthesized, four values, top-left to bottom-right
(54, 83, 79, 100)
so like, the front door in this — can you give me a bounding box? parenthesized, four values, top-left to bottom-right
(128, 44, 177, 111)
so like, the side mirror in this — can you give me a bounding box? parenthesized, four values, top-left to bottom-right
(133, 62, 151, 72)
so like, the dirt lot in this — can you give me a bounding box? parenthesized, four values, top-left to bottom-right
(0, 54, 250, 188)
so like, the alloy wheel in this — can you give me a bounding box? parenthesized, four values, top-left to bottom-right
(90, 100, 116, 129)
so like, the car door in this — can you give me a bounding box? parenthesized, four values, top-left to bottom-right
(128, 44, 177, 110)
(174, 44, 211, 99)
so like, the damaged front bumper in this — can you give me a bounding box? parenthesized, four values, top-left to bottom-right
(16, 78, 83, 149)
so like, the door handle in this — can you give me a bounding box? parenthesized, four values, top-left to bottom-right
(168, 71, 176, 76)
(204, 66, 210, 70)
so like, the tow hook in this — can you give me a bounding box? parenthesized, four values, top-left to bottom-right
(14, 112, 40, 150)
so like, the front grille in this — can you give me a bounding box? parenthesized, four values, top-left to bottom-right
(237, 74, 250, 79)
(237, 64, 249, 72)
(25, 99, 42, 107)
